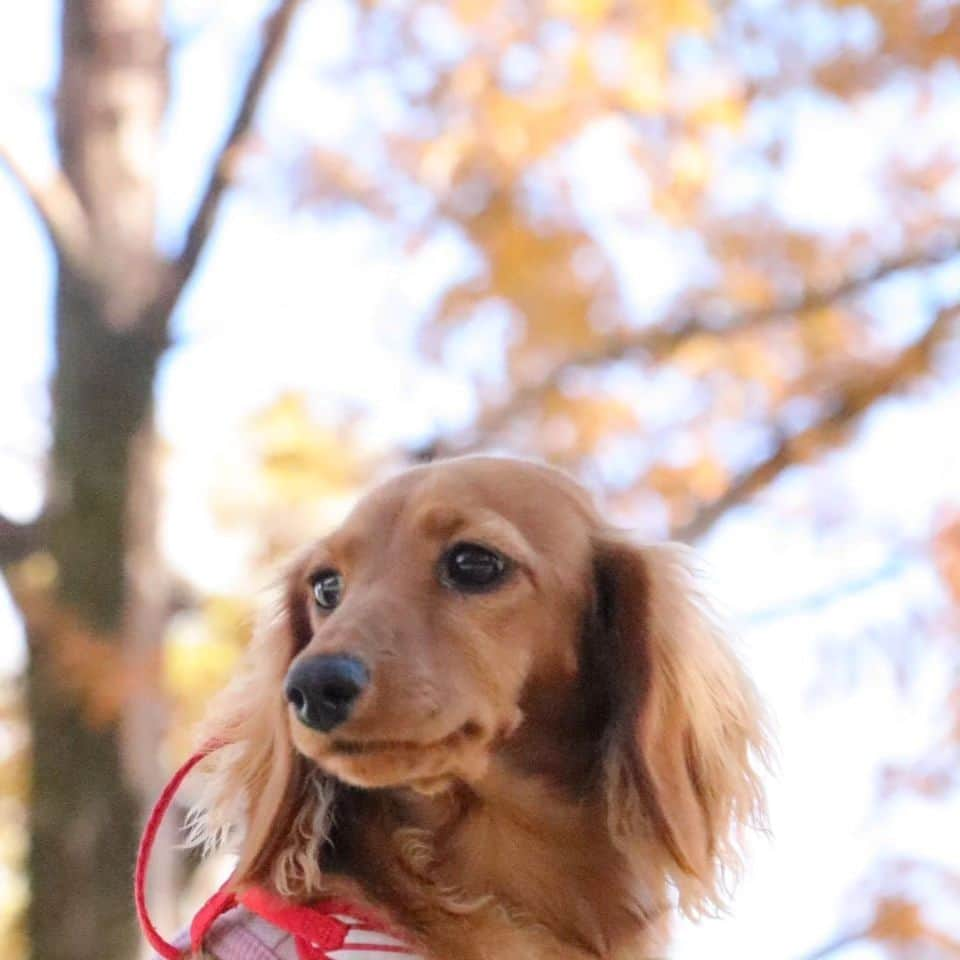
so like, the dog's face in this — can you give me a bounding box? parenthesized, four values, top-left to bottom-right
(195, 455, 768, 918)
(282, 457, 599, 792)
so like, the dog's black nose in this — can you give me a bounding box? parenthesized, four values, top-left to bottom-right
(284, 654, 369, 732)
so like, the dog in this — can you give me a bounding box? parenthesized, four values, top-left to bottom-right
(184, 456, 769, 959)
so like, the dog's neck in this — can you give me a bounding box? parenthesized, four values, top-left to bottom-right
(329, 755, 668, 958)
(321, 669, 671, 958)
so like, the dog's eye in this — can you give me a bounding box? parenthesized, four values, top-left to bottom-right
(441, 542, 508, 592)
(312, 571, 343, 610)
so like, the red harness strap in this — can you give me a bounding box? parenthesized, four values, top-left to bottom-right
(135, 744, 417, 959)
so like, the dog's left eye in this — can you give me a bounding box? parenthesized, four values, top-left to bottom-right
(312, 570, 343, 610)
(441, 542, 509, 592)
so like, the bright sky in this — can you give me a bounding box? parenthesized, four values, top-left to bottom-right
(1, 2, 959, 958)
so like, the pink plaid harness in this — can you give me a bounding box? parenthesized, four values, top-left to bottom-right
(136, 746, 425, 960)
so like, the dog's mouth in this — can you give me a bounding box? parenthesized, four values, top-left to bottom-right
(330, 719, 484, 757)
(296, 715, 509, 791)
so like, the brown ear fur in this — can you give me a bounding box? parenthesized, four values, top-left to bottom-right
(596, 539, 770, 917)
(187, 582, 335, 896)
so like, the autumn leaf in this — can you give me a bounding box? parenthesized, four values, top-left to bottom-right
(933, 510, 960, 607)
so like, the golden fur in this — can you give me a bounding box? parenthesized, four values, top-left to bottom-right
(188, 456, 770, 959)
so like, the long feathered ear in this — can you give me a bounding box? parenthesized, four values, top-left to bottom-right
(187, 569, 335, 897)
(595, 538, 770, 917)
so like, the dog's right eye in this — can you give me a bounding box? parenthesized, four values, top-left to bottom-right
(312, 571, 343, 610)
(440, 542, 509, 592)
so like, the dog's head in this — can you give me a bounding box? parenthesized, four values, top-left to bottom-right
(192, 456, 768, 915)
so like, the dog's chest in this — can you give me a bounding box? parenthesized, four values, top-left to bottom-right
(412, 905, 615, 960)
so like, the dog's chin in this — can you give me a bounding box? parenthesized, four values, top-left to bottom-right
(293, 724, 494, 793)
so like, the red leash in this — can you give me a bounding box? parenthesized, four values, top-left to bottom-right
(135, 741, 419, 959)
(134, 742, 223, 959)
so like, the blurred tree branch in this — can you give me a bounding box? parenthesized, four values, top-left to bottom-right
(154, 0, 306, 322)
(799, 930, 869, 960)
(0, 144, 94, 278)
(673, 303, 959, 542)
(427, 232, 960, 458)
(0, 514, 42, 567)
(744, 554, 913, 625)
(799, 892, 960, 960)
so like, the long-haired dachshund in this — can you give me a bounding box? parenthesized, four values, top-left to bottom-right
(181, 456, 769, 959)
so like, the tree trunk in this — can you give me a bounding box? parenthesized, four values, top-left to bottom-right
(26, 3, 170, 959)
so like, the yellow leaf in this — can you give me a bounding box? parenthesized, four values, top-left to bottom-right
(799, 307, 859, 358)
(454, 0, 496, 24)
(868, 897, 927, 944)
(250, 393, 361, 504)
(729, 337, 781, 388)
(549, 0, 613, 24)
(688, 454, 729, 500)
(488, 94, 532, 163)
(540, 389, 639, 454)
(672, 333, 722, 374)
(690, 94, 745, 129)
(671, 138, 710, 190)
(622, 39, 666, 113)
(420, 130, 472, 190)
(662, 0, 715, 34)
(568, 43, 595, 87)
(724, 265, 776, 308)
(450, 58, 491, 101)
(164, 600, 249, 701)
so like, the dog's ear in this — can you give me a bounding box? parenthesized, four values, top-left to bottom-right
(188, 566, 333, 896)
(219, 664, 309, 888)
(594, 538, 769, 916)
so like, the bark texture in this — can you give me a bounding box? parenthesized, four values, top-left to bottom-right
(15, 4, 305, 957)
(27, 3, 169, 959)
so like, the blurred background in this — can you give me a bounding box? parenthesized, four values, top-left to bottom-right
(0, 1, 959, 958)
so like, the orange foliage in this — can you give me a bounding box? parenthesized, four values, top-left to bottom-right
(934, 510, 960, 608)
